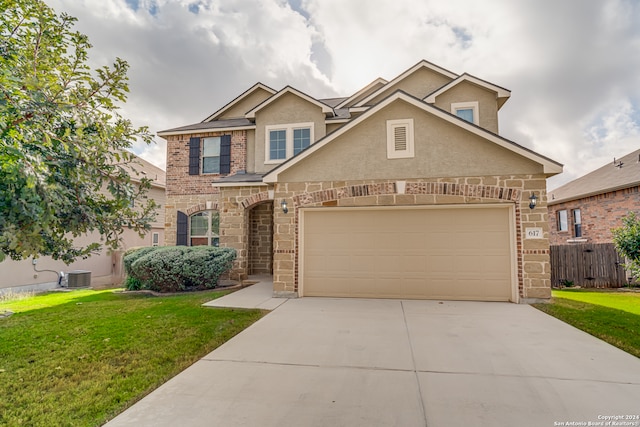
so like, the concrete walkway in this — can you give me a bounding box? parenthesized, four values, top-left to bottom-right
(203, 275, 288, 310)
(105, 291, 640, 427)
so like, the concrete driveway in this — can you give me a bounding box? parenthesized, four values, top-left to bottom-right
(105, 293, 640, 427)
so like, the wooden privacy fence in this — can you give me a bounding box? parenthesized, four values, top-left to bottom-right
(550, 243, 627, 288)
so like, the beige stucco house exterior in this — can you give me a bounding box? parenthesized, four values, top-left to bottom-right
(0, 154, 166, 293)
(160, 60, 562, 303)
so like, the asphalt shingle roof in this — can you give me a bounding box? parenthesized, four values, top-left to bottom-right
(549, 148, 640, 204)
(215, 172, 264, 184)
(159, 118, 253, 134)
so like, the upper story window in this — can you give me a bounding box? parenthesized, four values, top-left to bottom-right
(202, 137, 221, 174)
(269, 130, 287, 160)
(386, 119, 414, 159)
(188, 135, 231, 175)
(265, 123, 314, 164)
(293, 128, 311, 155)
(189, 211, 219, 247)
(451, 101, 479, 125)
(557, 209, 568, 232)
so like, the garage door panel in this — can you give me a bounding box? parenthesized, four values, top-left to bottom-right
(302, 207, 513, 301)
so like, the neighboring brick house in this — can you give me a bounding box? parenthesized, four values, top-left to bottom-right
(548, 148, 640, 245)
(159, 60, 562, 303)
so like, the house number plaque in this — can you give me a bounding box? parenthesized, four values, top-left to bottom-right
(525, 227, 543, 239)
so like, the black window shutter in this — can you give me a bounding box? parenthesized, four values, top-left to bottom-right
(220, 134, 231, 175)
(188, 137, 200, 175)
(176, 211, 188, 246)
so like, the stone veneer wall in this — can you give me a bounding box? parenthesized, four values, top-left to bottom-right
(271, 175, 550, 301)
(249, 202, 274, 274)
(218, 186, 271, 279)
(164, 194, 220, 246)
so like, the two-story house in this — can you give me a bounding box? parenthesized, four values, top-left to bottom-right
(159, 60, 562, 303)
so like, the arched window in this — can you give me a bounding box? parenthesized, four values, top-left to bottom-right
(189, 211, 219, 246)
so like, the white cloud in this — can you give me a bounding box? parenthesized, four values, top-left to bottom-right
(44, 0, 640, 185)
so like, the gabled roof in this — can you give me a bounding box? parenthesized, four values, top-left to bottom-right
(353, 60, 458, 107)
(334, 77, 388, 109)
(124, 151, 166, 188)
(549, 148, 640, 205)
(319, 97, 349, 108)
(424, 73, 511, 109)
(203, 83, 276, 122)
(245, 86, 335, 119)
(263, 90, 562, 183)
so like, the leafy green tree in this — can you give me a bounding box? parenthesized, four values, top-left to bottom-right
(612, 211, 640, 281)
(0, 0, 157, 263)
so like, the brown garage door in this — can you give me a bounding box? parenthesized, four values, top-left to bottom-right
(301, 206, 513, 301)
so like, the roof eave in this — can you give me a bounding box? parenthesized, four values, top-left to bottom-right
(212, 181, 268, 187)
(202, 82, 277, 122)
(335, 77, 389, 109)
(157, 125, 256, 138)
(245, 86, 335, 119)
(548, 181, 640, 205)
(424, 73, 511, 104)
(354, 60, 459, 108)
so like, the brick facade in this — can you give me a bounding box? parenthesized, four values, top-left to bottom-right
(548, 185, 640, 245)
(165, 130, 247, 196)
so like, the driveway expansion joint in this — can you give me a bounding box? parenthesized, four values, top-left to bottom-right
(401, 300, 429, 427)
(203, 357, 418, 373)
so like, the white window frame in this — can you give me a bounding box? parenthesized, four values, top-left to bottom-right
(189, 211, 220, 247)
(386, 119, 414, 159)
(202, 136, 221, 174)
(265, 122, 314, 164)
(572, 209, 582, 237)
(152, 232, 159, 246)
(451, 101, 479, 125)
(557, 209, 568, 232)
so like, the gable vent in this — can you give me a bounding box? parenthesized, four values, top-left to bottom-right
(386, 119, 414, 159)
(394, 126, 407, 151)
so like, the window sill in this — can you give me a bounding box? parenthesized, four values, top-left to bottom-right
(265, 159, 286, 165)
(566, 238, 588, 243)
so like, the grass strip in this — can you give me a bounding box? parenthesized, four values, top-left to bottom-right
(533, 292, 640, 359)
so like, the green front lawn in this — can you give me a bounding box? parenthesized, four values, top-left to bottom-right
(0, 289, 265, 427)
(533, 289, 640, 358)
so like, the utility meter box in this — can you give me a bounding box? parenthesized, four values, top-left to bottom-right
(67, 270, 91, 288)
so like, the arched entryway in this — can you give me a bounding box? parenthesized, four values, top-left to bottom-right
(248, 201, 273, 274)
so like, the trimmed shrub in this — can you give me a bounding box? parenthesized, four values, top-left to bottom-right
(180, 246, 236, 289)
(126, 246, 237, 293)
(123, 246, 159, 276)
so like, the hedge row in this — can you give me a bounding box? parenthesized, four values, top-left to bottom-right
(123, 246, 237, 292)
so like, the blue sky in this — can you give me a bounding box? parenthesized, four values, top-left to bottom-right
(45, 0, 640, 189)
